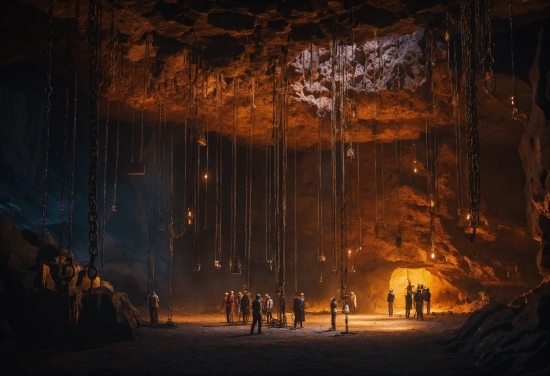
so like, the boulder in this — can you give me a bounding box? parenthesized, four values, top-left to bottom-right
(76, 292, 138, 343)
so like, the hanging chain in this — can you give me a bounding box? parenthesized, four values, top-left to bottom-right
(59, 10, 72, 252)
(318, 116, 324, 263)
(231, 78, 238, 270)
(461, 0, 481, 252)
(68, 0, 79, 259)
(483, 0, 496, 94)
(247, 78, 254, 288)
(294, 125, 298, 293)
(214, 73, 223, 267)
(87, 0, 101, 281)
(131, 67, 135, 163)
(40, 0, 54, 259)
(330, 36, 338, 276)
(140, 34, 148, 163)
(509, 0, 519, 119)
(168, 118, 174, 322)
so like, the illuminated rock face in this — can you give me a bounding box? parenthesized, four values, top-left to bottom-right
(1, 0, 550, 314)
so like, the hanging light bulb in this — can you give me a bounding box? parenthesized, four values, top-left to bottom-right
(215, 260, 221, 269)
(356, 245, 362, 253)
(204, 172, 208, 179)
(187, 208, 194, 225)
(346, 144, 355, 159)
(194, 263, 201, 272)
(319, 253, 326, 262)
(431, 252, 435, 259)
(413, 158, 418, 173)
(347, 248, 352, 258)
(351, 104, 357, 118)
(466, 213, 470, 220)
(429, 194, 435, 208)
(198, 132, 207, 146)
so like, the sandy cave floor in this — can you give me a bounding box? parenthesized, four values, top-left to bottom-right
(3, 311, 489, 375)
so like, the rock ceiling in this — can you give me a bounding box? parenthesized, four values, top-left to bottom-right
(3, 0, 550, 148)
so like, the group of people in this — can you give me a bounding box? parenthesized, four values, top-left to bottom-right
(222, 291, 274, 325)
(387, 282, 432, 320)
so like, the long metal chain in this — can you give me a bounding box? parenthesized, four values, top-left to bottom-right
(59, 17, 71, 252)
(317, 115, 323, 266)
(87, 0, 101, 281)
(140, 34, 148, 163)
(214, 73, 223, 267)
(168, 118, 174, 322)
(40, 0, 54, 259)
(68, 0, 79, 257)
(294, 125, 298, 293)
(330, 37, 338, 276)
(483, 0, 496, 94)
(280, 57, 288, 318)
(461, 0, 481, 251)
(131, 67, 135, 163)
(509, 0, 519, 119)
(231, 79, 238, 269)
(247, 78, 254, 288)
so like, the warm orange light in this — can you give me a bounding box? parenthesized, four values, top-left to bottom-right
(204, 173, 208, 179)
(431, 252, 435, 259)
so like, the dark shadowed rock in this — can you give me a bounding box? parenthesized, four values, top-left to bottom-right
(77, 292, 138, 343)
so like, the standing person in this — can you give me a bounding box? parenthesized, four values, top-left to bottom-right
(221, 292, 228, 313)
(265, 295, 273, 324)
(349, 292, 357, 314)
(262, 294, 268, 317)
(293, 292, 301, 328)
(405, 291, 412, 318)
(387, 288, 395, 317)
(236, 292, 243, 315)
(148, 289, 160, 325)
(414, 287, 424, 320)
(226, 291, 235, 323)
(241, 291, 250, 324)
(299, 293, 306, 327)
(424, 287, 431, 315)
(250, 294, 262, 334)
(330, 297, 338, 330)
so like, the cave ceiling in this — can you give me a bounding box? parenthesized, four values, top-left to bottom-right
(2, 0, 550, 149)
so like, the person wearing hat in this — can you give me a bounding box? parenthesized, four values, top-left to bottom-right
(148, 289, 160, 325)
(250, 294, 263, 334)
(330, 297, 338, 330)
(387, 288, 395, 317)
(405, 290, 413, 319)
(265, 295, 273, 324)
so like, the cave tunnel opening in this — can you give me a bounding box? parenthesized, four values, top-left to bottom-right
(388, 267, 460, 313)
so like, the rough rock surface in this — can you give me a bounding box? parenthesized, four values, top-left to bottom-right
(0, 217, 138, 346)
(446, 281, 550, 375)
(518, 25, 550, 281)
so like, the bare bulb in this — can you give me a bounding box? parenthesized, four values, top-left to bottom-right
(431, 252, 435, 259)
(204, 173, 208, 179)
(466, 213, 470, 220)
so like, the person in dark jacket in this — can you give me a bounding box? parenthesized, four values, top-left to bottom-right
(414, 288, 424, 320)
(387, 288, 395, 317)
(241, 291, 250, 324)
(330, 297, 338, 330)
(405, 291, 413, 318)
(250, 294, 262, 334)
(299, 293, 306, 327)
(423, 287, 431, 315)
(293, 292, 301, 328)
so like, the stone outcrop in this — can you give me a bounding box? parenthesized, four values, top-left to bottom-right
(446, 281, 550, 375)
(519, 24, 550, 281)
(0, 217, 139, 346)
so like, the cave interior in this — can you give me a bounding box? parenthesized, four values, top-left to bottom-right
(1, 0, 550, 374)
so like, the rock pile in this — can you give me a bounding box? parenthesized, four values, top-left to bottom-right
(0, 217, 139, 347)
(446, 282, 550, 375)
